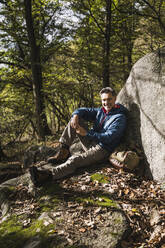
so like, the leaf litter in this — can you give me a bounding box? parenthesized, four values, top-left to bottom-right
(2, 164, 165, 248)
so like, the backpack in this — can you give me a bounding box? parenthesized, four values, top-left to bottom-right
(109, 143, 141, 170)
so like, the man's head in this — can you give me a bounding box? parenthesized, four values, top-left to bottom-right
(99, 87, 116, 112)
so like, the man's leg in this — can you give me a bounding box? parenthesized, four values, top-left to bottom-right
(29, 120, 110, 186)
(47, 119, 77, 163)
(47, 118, 91, 163)
(29, 144, 109, 186)
(49, 144, 109, 179)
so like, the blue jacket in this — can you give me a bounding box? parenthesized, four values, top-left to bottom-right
(72, 103, 128, 152)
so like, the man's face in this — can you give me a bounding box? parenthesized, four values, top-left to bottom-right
(101, 92, 116, 112)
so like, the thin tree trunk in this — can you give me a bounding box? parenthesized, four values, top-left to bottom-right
(102, 0, 112, 88)
(24, 0, 51, 140)
(0, 142, 6, 161)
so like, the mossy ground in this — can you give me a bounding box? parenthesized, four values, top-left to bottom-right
(0, 173, 119, 248)
(0, 182, 65, 248)
(76, 194, 118, 208)
(0, 139, 164, 248)
(0, 216, 55, 248)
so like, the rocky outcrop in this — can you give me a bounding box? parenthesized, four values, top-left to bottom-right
(117, 47, 165, 182)
(0, 142, 164, 247)
(0, 164, 129, 248)
(23, 145, 58, 169)
(0, 162, 23, 184)
(22, 210, 129, 248)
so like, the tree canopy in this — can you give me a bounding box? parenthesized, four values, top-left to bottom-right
(0, 0, 164, 145)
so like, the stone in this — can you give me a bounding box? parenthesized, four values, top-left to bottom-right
(0, 188, 10, 216)
(23, 236, 41, 248)
(23, 141, 84, 169)
(38, 212, 54, 225)
(117, 47, 165, 182)
(23, 145, 58, 169)
(0, 161, 23, 184)
(149, 209, 164, 244)
(79, 210, 129, 248)
(0, 173, 31, 216)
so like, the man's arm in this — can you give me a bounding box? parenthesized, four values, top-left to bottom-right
(71, 107, 99, 136)
(72, 107, 98, 121)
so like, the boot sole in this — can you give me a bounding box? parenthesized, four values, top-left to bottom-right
(29, 167, 40, 187)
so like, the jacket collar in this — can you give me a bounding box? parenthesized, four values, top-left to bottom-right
(102, 104, 120, 114)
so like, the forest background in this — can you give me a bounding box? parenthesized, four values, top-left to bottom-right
(0, 0, 164, 157)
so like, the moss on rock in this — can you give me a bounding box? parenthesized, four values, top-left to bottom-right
(0, 215, 57, 248)
(76, 194, 118, 208)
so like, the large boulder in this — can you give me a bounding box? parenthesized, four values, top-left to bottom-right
(117, 47, 165, 182)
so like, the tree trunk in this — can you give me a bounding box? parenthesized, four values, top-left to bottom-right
(24, 0, 51, 140)
(0, 142, 6, 161)
(102, 0, 112, 88)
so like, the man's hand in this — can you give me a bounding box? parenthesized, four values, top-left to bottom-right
(76, 125, 87, 136)
(71, 114, 87, 136)
(71, 114, 79, 129)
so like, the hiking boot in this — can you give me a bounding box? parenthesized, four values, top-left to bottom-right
(29, 166, 52, 187)
(47, 143, 70, 164)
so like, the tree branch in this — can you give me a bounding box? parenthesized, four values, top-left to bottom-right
(0, 60, 28, 69)
(82, 0, 105, 36)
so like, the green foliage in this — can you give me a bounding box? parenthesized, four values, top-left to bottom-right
(0, 78, 33, 144)
(0, 0, 164, 145)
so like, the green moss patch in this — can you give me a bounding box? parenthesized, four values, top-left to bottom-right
(0, 215, 56, 248)
(76, 194, 118, 208)
(91, 173, 110, 184)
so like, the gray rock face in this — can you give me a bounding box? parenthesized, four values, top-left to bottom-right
(79, 210, 129, 248)
(23, 145, 58, 168)
(117, 47, 165, 182)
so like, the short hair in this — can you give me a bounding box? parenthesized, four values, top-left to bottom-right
(99, 87, 116, 96)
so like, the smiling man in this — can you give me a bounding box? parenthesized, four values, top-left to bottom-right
(29, 87, 128, 186)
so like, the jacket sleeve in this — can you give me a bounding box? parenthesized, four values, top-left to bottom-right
(72, 107, 99, 122)
(86, 114, 127, 144)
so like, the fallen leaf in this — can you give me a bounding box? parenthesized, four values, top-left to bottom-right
(124, 188, 129, 195)
(58, 230, 65, 235)
(79, 228, 86, 233)
(94, 207, 102, 214)
(129, 191, 135, 198)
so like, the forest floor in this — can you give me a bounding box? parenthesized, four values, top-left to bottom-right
(0, 141, 165, 248)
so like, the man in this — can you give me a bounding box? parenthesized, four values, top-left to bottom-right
(29, 87, 127, 186)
